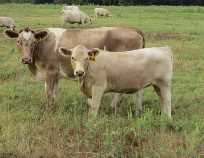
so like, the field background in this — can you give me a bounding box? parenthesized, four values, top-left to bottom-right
(0, 4, 204, 158)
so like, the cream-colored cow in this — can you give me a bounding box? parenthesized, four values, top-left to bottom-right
(59, 45, 173, 118)
(0, 16, 15, 30)
(95, 8, 111, 18)
(62, 9, 91, 25)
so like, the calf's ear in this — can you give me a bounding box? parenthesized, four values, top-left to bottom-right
(34, 30, 48, 41)
(58, 47, 72, 57)
(88, 48, 100, 61)
(4, 30, 19, 38)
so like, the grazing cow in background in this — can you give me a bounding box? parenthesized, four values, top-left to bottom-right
(4, 27, 145, 112)
(95, 8, 112, 18)
(59, 45, 173, 118)
(0, 16, 15, 30)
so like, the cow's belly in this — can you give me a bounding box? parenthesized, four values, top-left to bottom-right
(106, 73, 152, 93)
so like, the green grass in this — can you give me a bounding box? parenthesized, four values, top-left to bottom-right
(0, 3, 204, 157)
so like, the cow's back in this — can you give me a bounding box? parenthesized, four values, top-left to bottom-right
(89, 47, 172, 93)
(58, 27, 144, 51)
(104, 27, 144, 51)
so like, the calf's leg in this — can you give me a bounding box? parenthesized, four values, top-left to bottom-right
(155, 84, 171, 118)
(134, 89, 144, 116)
(110, 93, 122, 115)
(89, 86, 104, 117)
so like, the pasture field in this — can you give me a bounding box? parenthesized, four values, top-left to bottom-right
(0, 3, 204, 158)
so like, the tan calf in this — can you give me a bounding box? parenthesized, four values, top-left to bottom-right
(59, 45, 173, 118)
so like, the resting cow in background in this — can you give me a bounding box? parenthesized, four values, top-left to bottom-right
(4, 27, 145, 112)
(59, 45, 173, 118)
(95, 8, 112, 18)
(62, 9, 92, 25)
(0, 16, 15, 30)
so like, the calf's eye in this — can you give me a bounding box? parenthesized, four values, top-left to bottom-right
(71, 57, 75, 60)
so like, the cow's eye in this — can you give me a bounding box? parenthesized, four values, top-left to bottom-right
(71, 57, 75, 60)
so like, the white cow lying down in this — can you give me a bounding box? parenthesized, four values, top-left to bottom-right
(0, 16, 15, 30)
(62, 9, 91, 25)
(94, 8, 111, 17)
(59, 45, 173, 118)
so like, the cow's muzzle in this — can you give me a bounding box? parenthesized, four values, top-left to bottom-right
(75, 70, 85, 77)
(21, 58, 33, 64)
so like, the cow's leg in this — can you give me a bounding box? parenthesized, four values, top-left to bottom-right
(110, 93, 122, 115)
(156, 84, 171, 118)
(87, 98, 92, 107)
(153, 85, 161, 97)
(89, 86, 104, 117)
(45, 74, 58, 112)
(134, 89, 144, 116)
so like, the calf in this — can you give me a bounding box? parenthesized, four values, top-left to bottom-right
(59, 45, 173, 118)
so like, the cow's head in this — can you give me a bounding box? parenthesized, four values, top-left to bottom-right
(5, 27, 48, 64)
(58, 45, 100, 77)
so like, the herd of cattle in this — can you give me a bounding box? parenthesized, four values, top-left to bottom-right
(1, 5, 173, 118)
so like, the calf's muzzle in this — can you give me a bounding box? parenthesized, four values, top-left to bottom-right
(75, 70, 85, 77)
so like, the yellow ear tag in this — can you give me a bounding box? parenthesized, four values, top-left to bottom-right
(89, 54, 96, 62)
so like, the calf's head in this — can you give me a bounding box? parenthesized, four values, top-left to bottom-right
(59, 45, 100, 77)
(5, 27, 48, 64)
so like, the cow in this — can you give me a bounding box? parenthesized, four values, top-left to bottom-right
(4, 27, 145, 112)
(94, 8, 112, 18)
(58, 45, 173, 118)
(62, 9, 92, 25)
(0, 16, 15, 30)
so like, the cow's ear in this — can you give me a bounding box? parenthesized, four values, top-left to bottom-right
(4, 30, 19, 38)
(88, 48, 100, 62)
(59, 47, 72, 57)
(34, 30, 48, 41)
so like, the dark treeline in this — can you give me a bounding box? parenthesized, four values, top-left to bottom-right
(0, 0, 204, 5)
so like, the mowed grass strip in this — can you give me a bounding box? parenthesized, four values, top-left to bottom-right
(0, 4, 204, 157)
